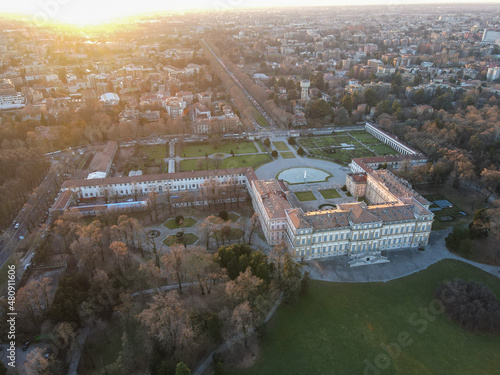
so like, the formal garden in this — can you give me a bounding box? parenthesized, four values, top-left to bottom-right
(298, 130, 399, 166)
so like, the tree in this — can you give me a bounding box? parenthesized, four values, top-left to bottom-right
(263, 138, 271, 147)
(110, 241, 130, 270)
(231, 301, 254, 348)
(271, 150, 278, 157)
(25, 347, 57, 375)
(138, 292, 192, 357)
(162, 245, 187, 293)
(186, 246, 223, 295)
(219, 210, 229, 221)
(175, 362, 191, 375)
(281, 254, 303, 304)
(225, 267, 263, 305)
(341, 94, 353, 114)
(287, 137, 296, 145)
(364, 88, 378, 107)
(296, 147, 305, 156)
(246, 213, 261, 245)
(176, 215, 184, 226)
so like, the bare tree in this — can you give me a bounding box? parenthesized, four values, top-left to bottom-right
(162, 245, 187, 294)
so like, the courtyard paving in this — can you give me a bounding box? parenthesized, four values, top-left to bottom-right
(304, 228, 500, 283)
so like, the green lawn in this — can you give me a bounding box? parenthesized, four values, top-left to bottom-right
(257, 141, 267, 152)
(371, 144, 400, 156)
(231, 260, 500, 375)
(280, 152, 296, 159)
(138, 145, 166, 161)
(179, 142, 258, 158)
(319, 189, 341, 199)
(180, 154, 271, 171)
(273, 141, 289, 151)
(163, 233, 199, 246)
(163, 217, 197, 229)
(254, 111, 270, 127)
(349, 130, 382, 144)
(294, 191, 317, 202)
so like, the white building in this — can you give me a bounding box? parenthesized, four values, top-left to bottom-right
(486, 67, 500, 82)
(0, 88, 25, 110)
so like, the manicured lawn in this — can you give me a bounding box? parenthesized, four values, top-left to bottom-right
(273, 141, 289, 151)
(371, 144, 400, 156)
(254, 111, 270, 127)
(257, 141, 267, 152)
(231, 260, 500, 375)
(163, 233, 199, 246)
(138, 145, 166, 161)
(228, 212, 240, 222)
(294, 191, 317, 202)
(163, 217, 197, 229)
(179, 154, 271, 171)
(280, 152, 296, 159)
(349, 130, 381, 144)
(179, 142, 258, 158)
(319, 189, 341, 199)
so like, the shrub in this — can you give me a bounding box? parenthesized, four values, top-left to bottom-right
(175, 215, 184, 225)
(218, 210, 229, 221)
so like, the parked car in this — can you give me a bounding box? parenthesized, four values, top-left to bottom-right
(22, 342, 30, 351)
(14, 223, 20, 229)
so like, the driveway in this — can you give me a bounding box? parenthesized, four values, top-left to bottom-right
(304, 228, 500, 283)
(255, 156, 349, 186)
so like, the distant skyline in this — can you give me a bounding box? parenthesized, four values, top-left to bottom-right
(1, 0, 498, 26)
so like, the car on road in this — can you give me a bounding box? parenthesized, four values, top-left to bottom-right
(14, 223, 20, 229)
(22, 342, 30, 351)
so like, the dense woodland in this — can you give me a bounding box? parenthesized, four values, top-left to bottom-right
(0, 211, 308, 375)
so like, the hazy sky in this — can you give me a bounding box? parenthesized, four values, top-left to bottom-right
(1, 0, 498, 25)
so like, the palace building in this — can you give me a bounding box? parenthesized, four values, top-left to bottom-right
(54, 150, 432, 267)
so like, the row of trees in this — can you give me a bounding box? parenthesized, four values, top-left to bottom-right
(0, 147, 49, 229)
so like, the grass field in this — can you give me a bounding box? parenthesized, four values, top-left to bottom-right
(294, 191, 317, 202)
(179, 142, 258, 158)
(231, 260, 500, 375)
(180, 154, 271, 172)
(138, 145, 166, 161)
(280, 152, 296, 159)
(163, 233, 199, 246)
(273, 141, 289, 151)
(254, 111, 270, 127)
(319, 189, 341, 199)
(163, 217, 197, 229)
(256, 140, 267, 152)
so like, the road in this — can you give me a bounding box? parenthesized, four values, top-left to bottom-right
(0, 152, 80, 269)
(201, 39, 279, 131)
